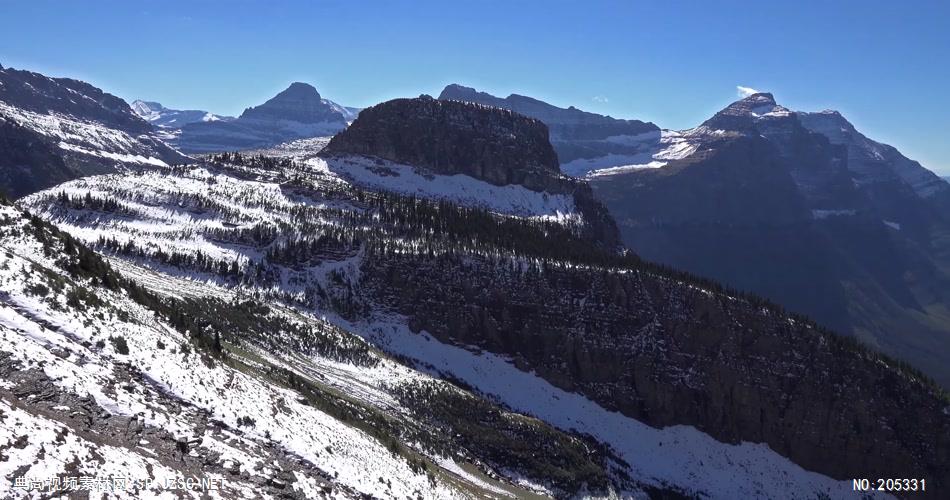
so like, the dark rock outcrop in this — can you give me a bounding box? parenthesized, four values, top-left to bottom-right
(321, 95, 621, 247)
(0, 119, 75, 198)
(323, 95, 564, 192)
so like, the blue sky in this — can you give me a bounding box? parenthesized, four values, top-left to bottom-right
(2, 0, 948, 174)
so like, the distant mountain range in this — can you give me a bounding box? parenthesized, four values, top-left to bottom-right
(131, 100, 233, 128)
(0, 65, 187, 198)
(172, 82, 359, 153)
(439, 84, 659, 169)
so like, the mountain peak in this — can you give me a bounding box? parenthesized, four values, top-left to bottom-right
(238, 82, 344, 124)
(279, 81, 321, 99)
(130, 100, 163, 115)
(701, 91, 789, 131)
(742, 92, 776, 105)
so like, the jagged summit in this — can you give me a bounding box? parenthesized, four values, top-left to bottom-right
(700, 92, 791, 131)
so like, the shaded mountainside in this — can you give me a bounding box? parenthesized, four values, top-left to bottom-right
(20, 150, 950, 497)
(589, 93, 950, 388)
(0, 65, 188, 198)
(177, 83, 353, 153)
(0, 66, 149, 133)
(439, 84, 660, 165)
(359, 246, 950, 489)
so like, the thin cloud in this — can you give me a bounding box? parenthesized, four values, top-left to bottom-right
(736, 86, 760, 98)
(592, 95, 609, 104)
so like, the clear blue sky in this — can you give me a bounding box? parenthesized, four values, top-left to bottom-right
(1, 0, 948, 174)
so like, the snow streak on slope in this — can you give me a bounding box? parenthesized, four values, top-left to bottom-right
(0, 102, 178, 168)
(561, 130, 697, 177)
(312, 155, 578, 219)
(332, 312, 890, 500)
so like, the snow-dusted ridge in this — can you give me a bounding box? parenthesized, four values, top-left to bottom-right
(0, 101, 183, 169)
(313, 155, 579, 219)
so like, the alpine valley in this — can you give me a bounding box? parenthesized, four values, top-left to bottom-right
(1, 63, 949, 500)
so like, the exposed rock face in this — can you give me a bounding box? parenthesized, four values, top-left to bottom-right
(439, 84, 660, 164)
(588, 93, 950, 388)
(798, 109, 950, 208)
(323, 95, 564, 192)
(358, 249, 950, 493)
(177, 83, 353, 153)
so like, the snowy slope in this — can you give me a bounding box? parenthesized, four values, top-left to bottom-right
(313, 155, 579, 219)
(0, 101, 184, 170)
(561, 130, 698, 177)
(17, 161, 903, 499)
(0, 201, 577, 499)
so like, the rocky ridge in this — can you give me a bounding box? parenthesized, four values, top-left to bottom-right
(0, 65, 188, 198)
(439, 84, 660, 165)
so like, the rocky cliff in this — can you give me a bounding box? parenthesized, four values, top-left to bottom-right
(358, 247, 950, 492)
(323, 95, 564, 191)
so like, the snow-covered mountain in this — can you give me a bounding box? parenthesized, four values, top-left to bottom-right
(131, 100, 233, 128)
(588, 92, 950, 388)
(0, 66, 189, 198)
(176, 83, 356, 154)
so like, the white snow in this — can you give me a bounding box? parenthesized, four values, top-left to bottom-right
(812, 209, 857, 219)
(313, 155, 579, 219)
(561, 130, 698, 177)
